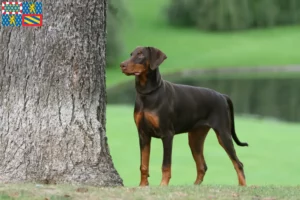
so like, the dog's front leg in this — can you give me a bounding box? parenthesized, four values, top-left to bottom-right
(160, 134, 174, 186)
(139, 133, 151, 187)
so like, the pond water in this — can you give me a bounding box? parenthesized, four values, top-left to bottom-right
(108, 68, 300, 123)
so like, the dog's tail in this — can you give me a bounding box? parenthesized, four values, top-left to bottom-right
(224, 94, 249, 147)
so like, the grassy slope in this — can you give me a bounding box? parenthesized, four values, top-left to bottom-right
(107, 105, 300, 187)
(107, 0, 300, 87)
(1, 184, 300, 200)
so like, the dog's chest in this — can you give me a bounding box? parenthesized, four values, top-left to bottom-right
(134, 111, 159, 128)
(134, 111, 161, 137)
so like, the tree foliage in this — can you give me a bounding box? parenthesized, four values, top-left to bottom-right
(166, 0, 300, 31)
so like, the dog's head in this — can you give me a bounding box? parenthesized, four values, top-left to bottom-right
(120, 46, 167, 76)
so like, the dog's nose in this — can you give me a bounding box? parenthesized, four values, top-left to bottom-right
(120, 62, 126, 69)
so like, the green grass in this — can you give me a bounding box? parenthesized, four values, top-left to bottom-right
(107, 0, 300, 87)
(107, 105, 300, 187)
(1, 184, 300, 200)
(0, 108, 299, 200)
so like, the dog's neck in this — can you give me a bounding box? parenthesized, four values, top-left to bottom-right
(135, 68, 162, 95)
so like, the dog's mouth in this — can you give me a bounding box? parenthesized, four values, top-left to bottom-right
(122, 71, 141, 76)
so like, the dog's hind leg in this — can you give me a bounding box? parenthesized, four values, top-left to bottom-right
(188, 126, 210, 185)
(214, 127, 246, 186)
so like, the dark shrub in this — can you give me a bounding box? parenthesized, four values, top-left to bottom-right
(166, 0, 300, 31)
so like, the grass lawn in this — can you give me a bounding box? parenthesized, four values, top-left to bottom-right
(107, 0, 300, 87)
(1, 184, 300, 200)
(107, 105, 300, 187)
(6, 106, 297, 199)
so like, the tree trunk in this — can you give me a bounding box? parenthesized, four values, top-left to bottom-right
(0, 0, 123, 186)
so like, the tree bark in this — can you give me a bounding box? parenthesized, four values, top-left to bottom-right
(0, 0, 123, 186)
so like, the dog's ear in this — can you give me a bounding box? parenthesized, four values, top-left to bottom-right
(147, 47, 167, 70)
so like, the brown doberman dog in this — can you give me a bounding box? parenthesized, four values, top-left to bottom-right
(120, 46, 248, 187)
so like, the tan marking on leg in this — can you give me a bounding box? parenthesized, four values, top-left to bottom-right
(188, 126, 210, 185)
(217, 135, 246, 186)
(232, 161, 246, 186)
(160, 165, 171, 186)
(139, 144, 150, 186)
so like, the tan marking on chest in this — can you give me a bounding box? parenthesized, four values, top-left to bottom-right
(144, 112, 159, 128)
(134, 112, 143, 128)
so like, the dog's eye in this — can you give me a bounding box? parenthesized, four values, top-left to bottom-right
(137, 52, 144, 57)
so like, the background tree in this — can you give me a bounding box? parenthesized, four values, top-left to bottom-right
(107, 0, 126, 67)
(0, 0, 123, 186)
(166, 0, 300, 31)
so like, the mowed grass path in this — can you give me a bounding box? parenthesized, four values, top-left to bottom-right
(107, 0, 300, 87)
(107, 105, 300, 187)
